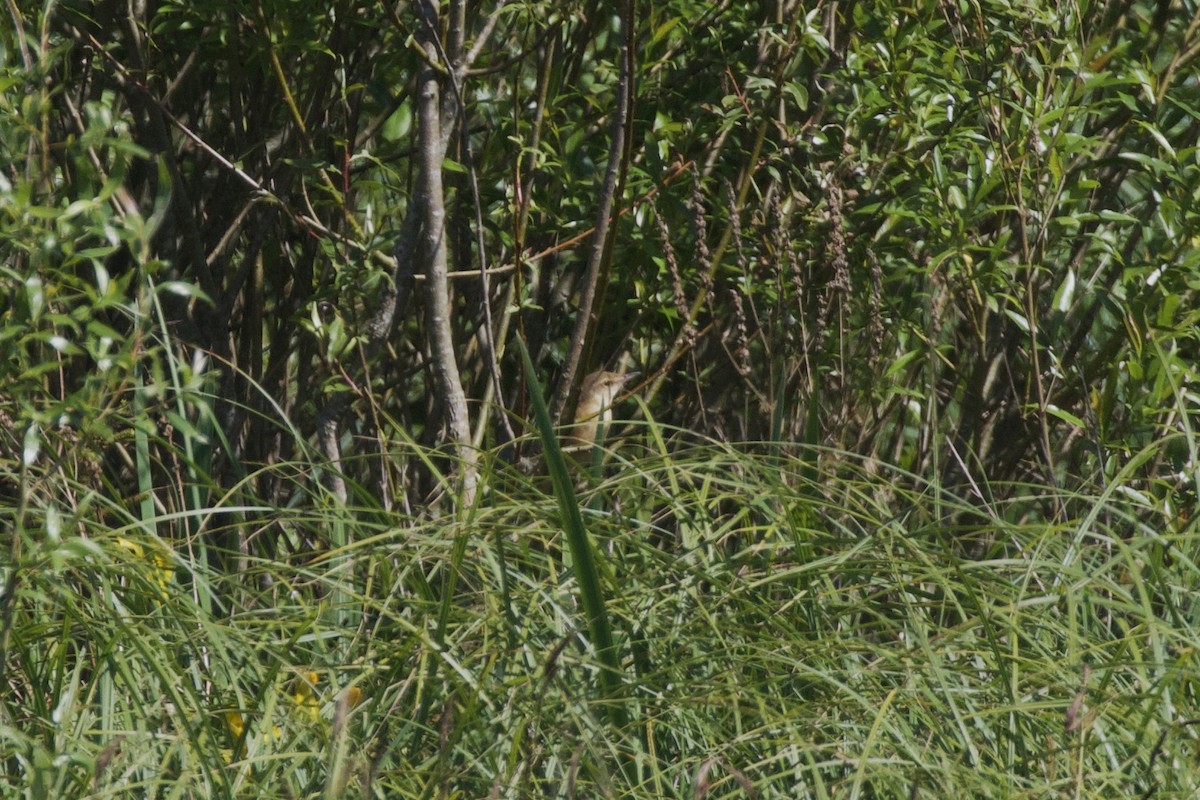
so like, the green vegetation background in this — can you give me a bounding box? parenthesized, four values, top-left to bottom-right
(3, 0, 1200, 797)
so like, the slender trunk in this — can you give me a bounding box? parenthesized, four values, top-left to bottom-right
(417, 0, 477, 505)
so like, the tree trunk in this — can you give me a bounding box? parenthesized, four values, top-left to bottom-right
(417, 0, 477, 505)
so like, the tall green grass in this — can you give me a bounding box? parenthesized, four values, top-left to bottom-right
(4, 408, 1199, 799)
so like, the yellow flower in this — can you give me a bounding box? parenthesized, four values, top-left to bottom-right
(114, 536, 144, 559)
(146, 547, 174, 594)
(224, 710, 245, 740)
(289, 671, 322, 723)
(222, 709, 281, 762)
(113, 535, 174, 598)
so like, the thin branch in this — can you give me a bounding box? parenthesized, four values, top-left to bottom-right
(464, 0, 511, 69)
(549, 0, 636, 423)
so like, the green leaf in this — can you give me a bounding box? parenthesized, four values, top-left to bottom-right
(513, 339, 628, 730)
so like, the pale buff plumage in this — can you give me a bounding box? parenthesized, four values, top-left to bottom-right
(572, 370, 638, 447)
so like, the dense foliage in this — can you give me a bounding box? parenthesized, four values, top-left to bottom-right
(3, 0, 1200, 797)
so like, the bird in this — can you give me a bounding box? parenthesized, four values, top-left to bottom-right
(571, 369, 639, 448)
